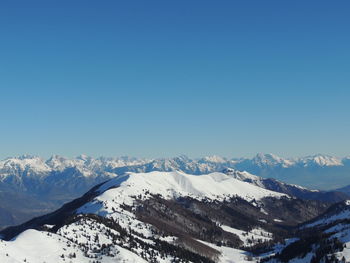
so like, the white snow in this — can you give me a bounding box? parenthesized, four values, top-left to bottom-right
(220, 225, 272, 246)
(0, 226, 148, 263)
(201, 155, 228, 163)
(299, 154, 343, 167)
(253, 153, 294, 168)
(0, 156, 51, 179)
(0, 229, 88, 263)
(94, 171, 287, 203)
(197, 239, 257, 263)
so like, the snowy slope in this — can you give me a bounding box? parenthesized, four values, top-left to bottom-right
(197, 240, 255, 263)
(219, 225, 272, 246)
(303, 200, 350, 228)
(0, 228, 147, 263)
(92, 171, 287, 203)
(0, 171, 292, 263)
(0, 229, 89, 263)
(75, 171, 287, 248)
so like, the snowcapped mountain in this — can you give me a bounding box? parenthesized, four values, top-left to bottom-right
(0, 153, 348, 186)
(243, 153, 343, 168)
(84, 171, 287, 204)
(298, 154, 343, 167)
(252, 153, 294, 168)
(0, 171, 332, 263)
(0, 155, 50, 179)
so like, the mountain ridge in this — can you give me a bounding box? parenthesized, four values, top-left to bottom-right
(0, 170, 334, 262)
(0, 153, 350, 229)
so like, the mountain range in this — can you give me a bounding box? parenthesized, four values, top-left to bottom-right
(1, 153, 350, 229)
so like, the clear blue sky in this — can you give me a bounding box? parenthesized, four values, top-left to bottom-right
(0, 1, 349, 159)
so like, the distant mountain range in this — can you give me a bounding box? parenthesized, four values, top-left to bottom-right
(1, 153, 350, 229)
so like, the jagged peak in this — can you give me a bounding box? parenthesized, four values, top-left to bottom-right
(2, 154, 41, 161)
(0, 155, 50, 174)
(251, 153, 293, 167)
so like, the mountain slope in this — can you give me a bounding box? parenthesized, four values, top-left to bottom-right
(0, 171, 331, 263)
(259, 200, 350, 262)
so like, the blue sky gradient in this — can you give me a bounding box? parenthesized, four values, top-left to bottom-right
(0, 1, 349, 158)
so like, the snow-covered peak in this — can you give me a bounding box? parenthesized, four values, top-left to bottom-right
(222, 167, 261, 182)
(46, 155, 74, 170)
(200, 155, 227, 163)
(299, 154, 343, 167)
(252, 153, 293, 168)
(0, 155, 51, 174)
(92, 171, 287, 204)
(46, 155, 100, 173)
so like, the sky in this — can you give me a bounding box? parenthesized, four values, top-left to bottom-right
(0, 1, 349, 159)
